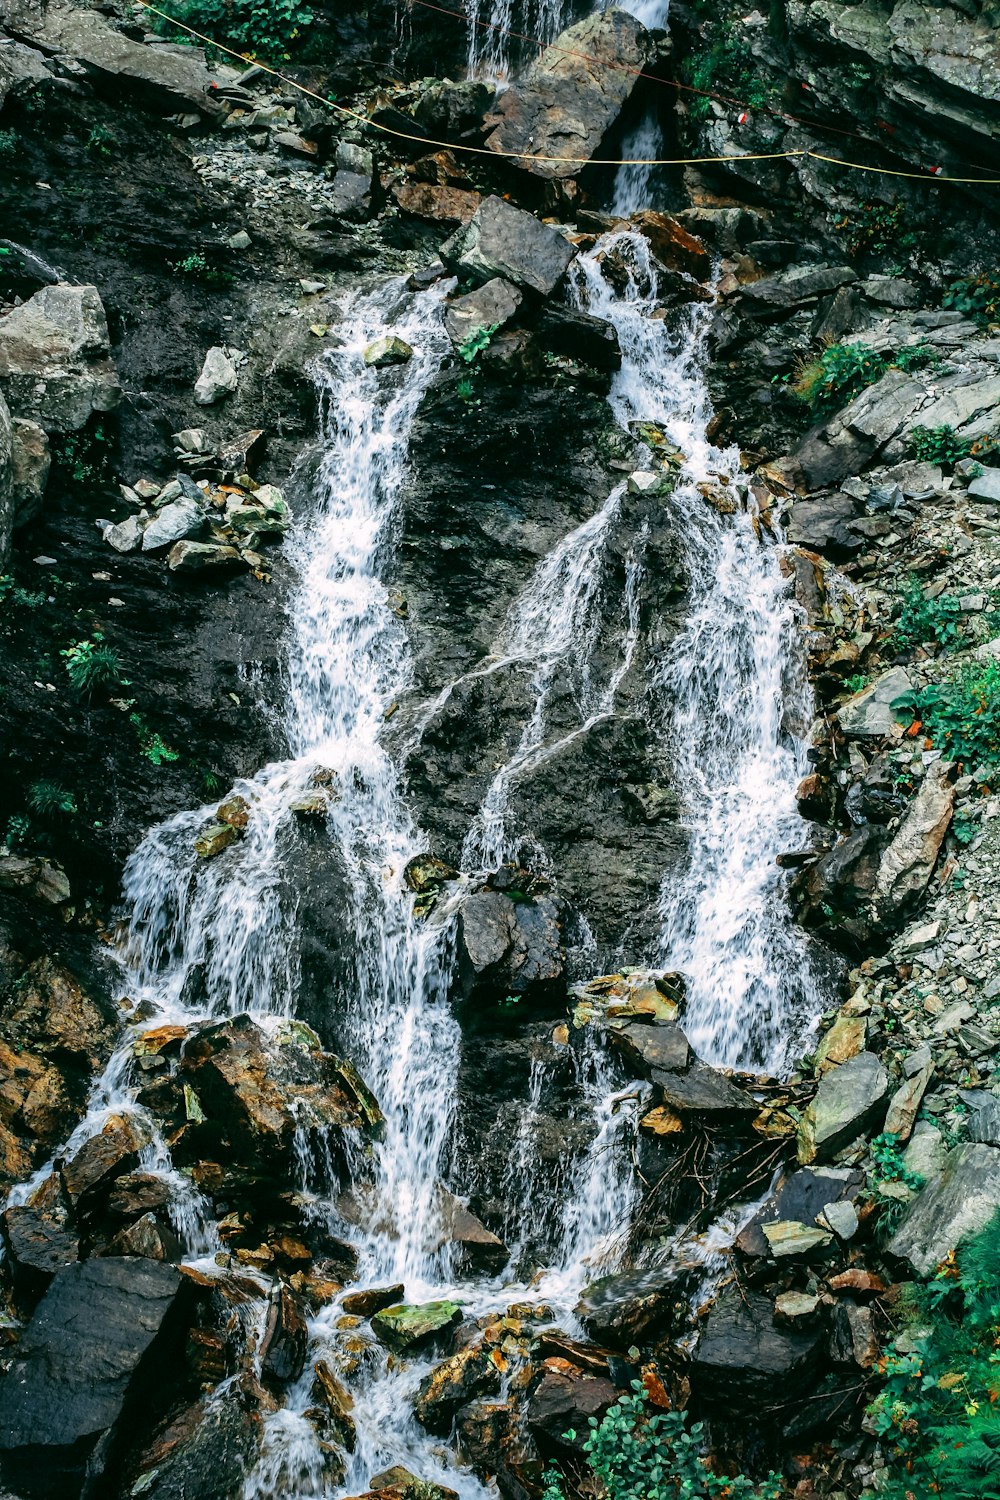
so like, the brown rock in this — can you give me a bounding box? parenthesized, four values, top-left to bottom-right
(341, 1284, 405, 1317)
(827, 1269, 889, 1298)
(392, 183, 481, 225)
(631, 211, 711, 281)
(61, 1114, 152, 1205)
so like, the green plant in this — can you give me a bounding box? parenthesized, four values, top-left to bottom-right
(680, 24, 775, 122)
(543, 1384, 783, 1500)
(457, 322, 498, 364)
(843, 673, 871, 694)
(868, 1211, 1000, 1499)
(169, 251, 233, 287)
(2, 814, 30, 851)
(892, 661, 1000, 767)
(793, 342, 886, 415)
(943, 274, 1000, 328)
(61, 638, 123, 695)
(909, 424, 973, 466)
(152, 0, 314, 62)
(0, 128, 17, 156)
(835, 201, 915, 258)
(85, 124, 114, 156)
(869, 1131, 924, 1192)
(894, 575, 963, 653)
(0, 575, 47, 610)
(51, 421, 113, 489)
(27, 781, 77, 818)
(130, 713, 180, 765)
(952, 809, 980, 846)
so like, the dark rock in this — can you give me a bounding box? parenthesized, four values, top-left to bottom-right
(457, 891, 563, 1000)
(786, 494, 861, 558)
(576, 1267, 684, 1346)
(691, 1290, 824, 1404)
(737, 266, 857, 314)
(631, 212, 711, 281)
(341, 1284, 405, 1317)
(792, 369, 924, 489)
(652, 1062, 756, 1120)
(526, 1364, 617, 1447)
(261, 1284, 308, 1386)
(736, 1166, 864, 1258)
(394, 182, 481, 226)
(607, 1020, 690, 1078)
(533, 304, 621, 373)
(444, 279, 523, 351)
(485, 10, 652, 180)
(1, 1205, 79, 1298)
(440, 197, 575, 296)
(415, 1343, 501, 1434)
(0, 1257, 192, 1499)
(61, 1113, 151, 1206)
(126, 1391, 263, 1500)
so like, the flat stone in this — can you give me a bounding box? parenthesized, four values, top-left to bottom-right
(774, 1290, 820, 1322)
(969, 467, 1000, 502)
(194, 822, 238, 858)
(141, 497, 205, 552)
(797, 1052, 889, 1165)
(608, 1020, 690, 1078)
(393, 182, 481, 225)
(444, 278, 523, 350)
(884, 1063, 934, 1142)
(340, 1285, 405, 1317)
(61, 1114, 151, 1205)
(167, 540, 245, 574)
(815, 1013, 867, 1072)
(370, 1301, 463, 1353)
(653, 1061, 756, 1119)
(838, 667, 912, 738)
(889, 1142, 1000, 1276)
(762, 1220, 834, 1258)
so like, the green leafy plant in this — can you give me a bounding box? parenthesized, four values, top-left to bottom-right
(130, 713, 180, 765)
(835, 201, 915, 258)
(892, 661, 1000, 767)
(909, 424, 973, 466)
(2, 814, 30, 851)
(27, 781, 77, 818)
(169, 251, 233, 287)
(843, 673, 871, 694)
(85, 124, 114, 156)
(680, 24, 775, 123)
(943, 274, 1000, 328)
(543, 1383, 784, 1500)
(894, 575, 963, 653)
(0, 128, 17, 156)
(0, 575, 46, 609)
(457, 322, 498, 365)
(869, 1131, 924, 1193)
(868, 1210, 1000, 1499)
(51, 421, 113, 489)
(793, 342, 887, 414)
(61, 638, 123, 695)
(152, 0, 314, 62)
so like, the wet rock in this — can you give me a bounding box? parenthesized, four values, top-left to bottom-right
(456, 1399, 537, 1497)
(607, 1020, 690, 1078)
(168, 540, 246, 574)
(415, 1342, 501, 1434)
(341, 1285, 405, 1317)
(838, 667, 913, 739)
(363, 336, 414, 368)
(441, 197, 574, 297)
(2, 956, 116, 1073)
(402, 854, 458, 894)
(889, 1142, 1000, 1277)
(797, 1052, 889, 1165)
(0, 282, 121, 432)
(0, 1257, 192, 1500)
(654, 1061, 757, 1121)
(194, 821, 238, 857)
(445, 279, 523, 350)
(1, 1206, 79, 1298)
(106, 1172, 172, 1219)
(874, 760, 954, 918)
(0, 857, 70, 906)
(105, 1211, 174, 1261)
(126, 1392, 263, 1500)
(533, 304, 622, 373)
(526, 1362, 617, 1446)
(457, 890, 563, 1000)
(485, 10, 652, 180)
(369, 1300, 463, 1353)
(691, 1290, 824, 1403)
(576, 1267, 681, 1346)
(10, 417, 50, 527)
(794, 825, 886, 940)
(141, 497, 206, 552)
(261, 1284, 308, 1385)
(311, 1360, 356, 1449)
(738, 265, 856, 313)
(393, 183, 481, 225)
(440, 1191, 508, 1271)
(631, 212, 711, 281)
(61, 1113, 152, 1206)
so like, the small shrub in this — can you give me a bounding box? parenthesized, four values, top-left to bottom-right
(457, 322, 498, 364)
(27, 781, 78, 818)
(169, 251, 233, 287)
(61, 639, 122, 695)
(153, 0, 314, 63)
(680, 24, 774, 123)
(892, 661, 1000, 767)
(130, 713, 180, 765)
(943, 274, 1000, 328)
(835, 201, 915, 258)
(793, 342, 886, 415)
(893, 575, 963, 653)
(51, 421, 113, 489)
(0, 575, 46, 610)
(0, 128, 17, 156)
(909, 424, 972, 466)
(843, 672, 871, 694)
(2, 814, 30, 851)
(543, 1383, 784, 1500)
(85, 124, 114, 156)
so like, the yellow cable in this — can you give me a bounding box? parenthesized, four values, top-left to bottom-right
(132, 0, 1000, 183)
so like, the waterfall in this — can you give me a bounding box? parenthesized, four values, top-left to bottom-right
(571, 230, 820, 1071)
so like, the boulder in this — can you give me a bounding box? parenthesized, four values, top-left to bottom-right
(792, 369, 924, 489)
(738, 265, 857, 313)
(340, 1285, 404, 1317)
(0, 39, 53, 109)
(526, 1364, 617, 1446)
(10, 418, 50, 527)
(838, 668, 913, 738)
(61, 1113, 151, 1206)
(141, 497, 206, 552)
(2, 956, 117, 1072)
(104, 514, 144, 554)
(969, 468, 1000, 503)
(415, 1343, 501, 1434)
(691, 1290, 824, 1403)
(369, 1301, 463, 1353)
(958, 1089, 1000, 1147)
(874, 760, 954, 917)
(630, 212, 711, 280)
(1, 1206, 79, 1297)
(125, 1393, 263, 1500)
(194, 347, 239, 405)
(653, 1061, 757, 1121)
(576, 1267, 682, 1346)
(441, 197, 575, 296)
(0, 1258, 192, 1499)
(889, 1142, 1000, 1277)
(439, 1191, 508, 1271)
(533, 304, 622, 373)
(0, 283, 120, 432)
(444, 279, 523, 350)
(797, 1052, 889, 1164)
(607, 1020, 690, 1077)
(167, 540, 246, 574)
(261, 1285, 308, 1386)
(393, 183, 481, 225)
(0, 856, 70, 906)
(737, 1166, 863, 1257)
(457, 890, 563, 998)
(363, 336, 414, 368)
(786, 494, 860, 558)
(485, 9, 652, 180)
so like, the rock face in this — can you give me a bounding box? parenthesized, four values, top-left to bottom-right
(445, 279, 523, 350)
(457, 891, 563, 999)
(837, 668, 912, 739)
(0, 1257, 192, 1499)
(0, 387, 12, 568)
(0, 283, 120, 431)
(692, 1291, 824, 1402)
(797, 1052, 889, 1164)
(874, 760, 954, 918)
(10, 417, 50, 527)
(484, 10, 653, 180)
(889, 1143, 1000, 1277)
(441, 197, 575, 296)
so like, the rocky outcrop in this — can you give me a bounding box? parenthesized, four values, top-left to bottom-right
(441, 197, 575, 296)
(0, 283, 120, 432)
(484, 10, 654, 180)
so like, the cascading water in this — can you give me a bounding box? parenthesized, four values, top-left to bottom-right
(466, 0, 566, 82)
(572, 230, 821, 1071)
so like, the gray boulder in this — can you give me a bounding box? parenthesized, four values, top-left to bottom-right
(654, 1062, 757, 1121)
(484, 9, 653, 181)
(104, 514, 145, 554)
(441, 197, 575, 297)
(608, 1020, 690, 1077)
(141, 498, 206, 552)
(889, 1142, 1000, 1276)
(793, 368, 925, 489)
(0, 1257, 192, 1498)
(692, 1290, 824, 1403)
(167, 540, 246, 574)
(786, 493, 860, 557)
(797, 1051, 889, 1164)
(0, 39, 53, 109)
(969, 467, 1000, 502)
(0, 283, 121, 432)
(738, 265, 856, 313)
(445, 278, 523, 350)
(458, 890, 563, 997)
(874, 760, 954, 918)
(838, 667, 912, 738)
(194, 346, 239, 405)
(10, 418, 50, 526)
